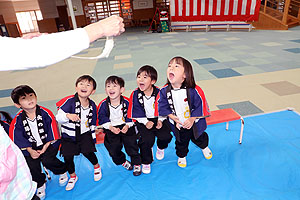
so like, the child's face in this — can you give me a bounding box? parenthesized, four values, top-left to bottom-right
(15, 93, 37, 110)
(167, 59, 186, 88)
(105, 82, 124, 101)
(136, 71, 156, 93)
(75, 80, 95, 98)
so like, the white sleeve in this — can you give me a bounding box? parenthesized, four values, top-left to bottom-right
(136, 118, 148, 126)
(102, 122, 111, 130)
(158, 116, 167, 122)
(55, 109, 69, 124)
(126, 122, 134, 128)
(0, 28, 90, 71)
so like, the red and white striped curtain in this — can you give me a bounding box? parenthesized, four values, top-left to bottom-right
(170, 0, 261, 21)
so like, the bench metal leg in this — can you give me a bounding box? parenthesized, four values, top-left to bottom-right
(239, 117, 245, 144)
(249, 24, 253, 32)
(226, 122, 229, 131)
(226, 24, 231, 31)
(206, 25, 210, 32)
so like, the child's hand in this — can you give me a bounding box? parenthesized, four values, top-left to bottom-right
(66, 113, 81, 122)
(168, 114, 183, 129)
(176, 123, 181, 130)
(146, 121, 154, 129)
(121, 125, 129, 134)
(27, 148, 40, 159)
(183, 117, 196, 129)
(37, 141, 51, 155)
(110, 126, 120, 134)
(156, 120, 163, 129)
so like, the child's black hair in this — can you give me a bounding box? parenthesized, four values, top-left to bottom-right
(137, 65, 158, 82)
(11, 85, 36, 104)
(105, 75, 125, 88)
(76, 75, 97, 90)
(167, 56, 196, 88)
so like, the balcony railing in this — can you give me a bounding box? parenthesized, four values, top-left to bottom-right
(260, 0, 300, 26)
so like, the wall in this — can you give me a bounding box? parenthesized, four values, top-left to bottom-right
(56, 0, 66, 6)
(66, 0, 84, 16)
(0, 1, 17, 23)
(133, 8, 154, 21)
(38, 0, 59, 32)
(0, 1, 19, 36)
(13, 0, 39, 12)
(6, 23, 20, 37)
(132, 0, 155, 21)
(132, 0, 153, 10)
(0, 0, 89, 34)
(0, 0, 60, 34)
(37, 18, 58, 33)
(38, 0, 59, 18)
(0, 15, 4, 24)
(68, 15, 86, 28)
(66, 0, 86, 28)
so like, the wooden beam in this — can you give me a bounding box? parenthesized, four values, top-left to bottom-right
(282, 0, 291, 25)
(264, 0, 267, 13)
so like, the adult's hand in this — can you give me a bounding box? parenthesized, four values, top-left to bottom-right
(22, 32, 48, 39)
(84, 15, 125, 43)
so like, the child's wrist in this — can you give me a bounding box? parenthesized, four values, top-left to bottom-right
(168, 114, 175, 121)
(45, 142, 51, 148)
(26, 147, 32, 152)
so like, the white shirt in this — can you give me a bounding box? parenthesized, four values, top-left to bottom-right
(144, 95, 155, 118)
(0, 28, 90, 71)
(80, 106, 91, 134)
(136, 95, 166, 125)
(102, 104, 134, 129)
(109, 104, 126, 127)
(171, 89, 190, 124)
(27, 118, 43, 147)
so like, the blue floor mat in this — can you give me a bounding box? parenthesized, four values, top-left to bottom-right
(44, 110, 300, 200)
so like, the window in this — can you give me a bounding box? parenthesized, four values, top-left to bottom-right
(156, 0, 170, 10)
(16, 10, 43, 34)
(86, 0, 125, 21)
(86, 0, 133, 26)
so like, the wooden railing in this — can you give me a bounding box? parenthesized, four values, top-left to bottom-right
(260, 0, 300, 26)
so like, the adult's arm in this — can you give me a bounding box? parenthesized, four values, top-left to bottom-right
(0, 28, 89, 71)
(0, 15, 124, 71)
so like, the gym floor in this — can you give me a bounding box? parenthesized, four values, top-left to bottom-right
(1, 26, 300, 200)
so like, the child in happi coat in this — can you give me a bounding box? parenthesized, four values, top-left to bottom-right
(9, 85, 68, 199)
(158, 56, 213, 168)
(98, 76, 142, 176)
(56, 75, 101, 191)
(128, 65, 172, 174)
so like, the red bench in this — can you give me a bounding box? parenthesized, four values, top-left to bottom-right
(96, 108, 245, 144)
(206, 108, 244, 144)
(96, 131, 105, 144)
